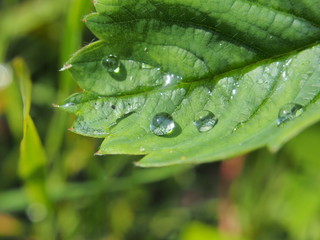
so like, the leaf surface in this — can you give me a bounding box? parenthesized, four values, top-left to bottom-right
(15, 58, 49, 205)
(59, 0, 320, 167)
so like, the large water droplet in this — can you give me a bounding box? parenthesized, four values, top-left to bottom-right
(150, 112, 175, 136)
(101, 55, 120, 73)
(277, 103, 304, 125)
(193, 110, 218, 132)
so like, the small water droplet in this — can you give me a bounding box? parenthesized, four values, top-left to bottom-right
(60, 102, 75, 108)
(150, 112, 175, 136)
(193, 110, 218, 132)
(277, 103, 304, 125)
(144, 47, 148, 52)
(233, 122, 244, 132)
(163, 74, 182, 86)
(94, 102, 102, 110)
(141, 63, 152, 69)
(101, 55, 120, 73)
(140, 147, 145, 152)
(230, 81, 240, 99)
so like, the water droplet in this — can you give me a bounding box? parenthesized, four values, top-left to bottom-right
(163, 74, 182, 86)
(277, 103, 304, 125)
(94, 102, 103, 110)
(101, 55, 120, 73)
(141, 63, 153, 69)
(150, 113, 175, 136)
(233, 122, 244, 132)
(193, 110, 218, 132)
(144, 47, 148, 52)
(140, 147, 145, 152)
(60, 102, 75, 108)
(230, 81, 240, 99)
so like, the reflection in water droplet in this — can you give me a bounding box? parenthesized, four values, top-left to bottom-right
(101, 55, 120, 73)
(163, 74, 182, 86)
(150, 112, 175, 136)
(230, 81, 240, 100)
(277, 103, 304, 125)
(60, 102, 75, 108)
(193, 110, 218, 132)
(233, 122, 244, 132)
(282, 70, 288, 80)
(140, 147, 145, 152)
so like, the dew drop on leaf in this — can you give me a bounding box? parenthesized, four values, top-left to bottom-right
(277, 103, 304, 125)
(101, 55, 120, 73)
(60, 102, 75, 108)
(140, 147, 145, 152)
(150, 112, 175, 136)
(193, 110, 218, 133)
(163, 74, 183, 87)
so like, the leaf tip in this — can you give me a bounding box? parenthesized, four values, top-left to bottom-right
(52, 104, 60, 108)
(94, 150, 103, 156)
(133, 161, 144, 167)
(82, 18, 87, 23)
(59, 64, 72, 72)
(92, 0, 97, 4)
(68, 127, 75, 132)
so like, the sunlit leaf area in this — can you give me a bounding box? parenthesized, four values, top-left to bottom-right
(0, 0, 319, 239)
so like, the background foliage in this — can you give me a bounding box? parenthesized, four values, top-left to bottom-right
(0, 0, 319, 239)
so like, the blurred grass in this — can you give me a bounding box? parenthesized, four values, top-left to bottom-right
(0, 0, 319, 239)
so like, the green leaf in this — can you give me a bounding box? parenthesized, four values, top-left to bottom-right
(59, 0, 320, 167)
(15, 58, 49, 204)
(14, 58, 47, 178)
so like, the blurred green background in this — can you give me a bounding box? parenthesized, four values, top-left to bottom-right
(0, 0, 319, 239)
